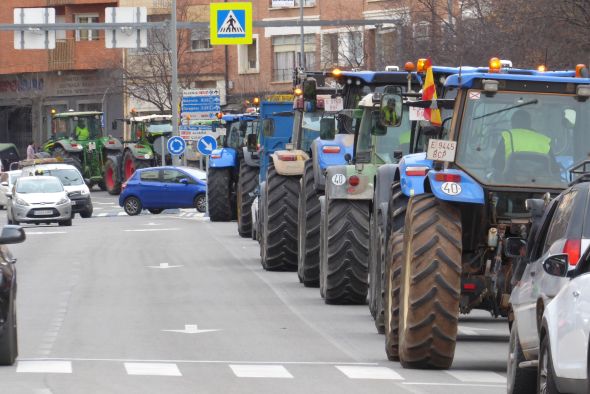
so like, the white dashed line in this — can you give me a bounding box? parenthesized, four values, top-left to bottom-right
(445, 370, 506, 383)
(229, 364, 294, 378)
(17, 361, 72, 374)
(124, 363, 182, 377)
(336, 365, 403, 380)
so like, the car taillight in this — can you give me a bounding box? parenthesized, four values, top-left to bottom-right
(277, 153, 297, 161)
(463, 283, 477, 292)
(211, 153, 221, 159)
(136, 144, 145, 149)
(564, 239, 581, 266)
(108, 140, 115, 144)
(322, 146, 341, 154)
(434, 173, 461, 182)
(405, 166, 429, 176)
(349, 175, 360, 186)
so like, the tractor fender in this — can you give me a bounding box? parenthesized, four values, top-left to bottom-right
(375, 163, 400, 221)
(311, 140, 324, 191)
(399, 152, 432, 198)
(242, 147, 260, 168)
(54, 140, 83, 153)
(425, 169, 485, 204)
(210, 147, 237, 168)
(270, 150, 309, 176)
(124, 143, 154, 160)
(102, 137, 124, 151)
(312, 134, 355, 191)
(325, 165, 374, 201)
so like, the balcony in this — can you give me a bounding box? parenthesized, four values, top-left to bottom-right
(48, 39, 74, 71)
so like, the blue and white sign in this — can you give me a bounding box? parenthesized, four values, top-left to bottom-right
(181, 89, 221, 120)
(197, 135, 217, 156)
(167, 136, 186, 156)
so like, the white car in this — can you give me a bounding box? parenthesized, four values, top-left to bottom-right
(539, 252, 590, 394)
(21, 162, 92, 218)
(0, 171, 21, 209)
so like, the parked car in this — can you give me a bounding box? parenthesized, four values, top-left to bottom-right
(119, 166, 207, 216)
(538, 248, 590, 394)
(7, 176, 72, 226)
(0, 225, 26, 365)
(0, 171, 21, 209)
(507, 176, 590, 393)
(20, 161, 92, 218)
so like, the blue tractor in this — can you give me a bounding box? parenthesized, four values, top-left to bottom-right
(207, 113, 259, 234)
(383, 62, 590, 369)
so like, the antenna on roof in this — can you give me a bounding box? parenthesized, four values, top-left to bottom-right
(458, 55, 463, 86)
(544, 48, 548, 70)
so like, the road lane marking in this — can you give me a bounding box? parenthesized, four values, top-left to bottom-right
(403, 382, 505, 388)
(445, 370, 506, 383)
(336, 366, 403, 380)
(25, 231, 67, 235)
(147, 262, 183, 269)
(230, 365, 293, 378)
(162, 324, 220, 334)
(124, 228, 180, 232)
(124, 363, 182, 376)
(17, 361, 72, 374)
(95, 213, 108, 217)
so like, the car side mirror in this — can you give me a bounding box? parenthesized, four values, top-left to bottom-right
(504, 237, 526, 258)
(0, 225, 25, 245)
(1, 182, 8, 187)
(379, 93, 403, 128)
(246, 134, 258, 152)
(320, 118, 336, 140)
(303, 78, 317, 101)
(180, 178, 189, 185)
(393, 150, 403, 161)
(542, 254, 569, 277)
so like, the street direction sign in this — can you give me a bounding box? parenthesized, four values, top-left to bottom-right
(167, 136, 186, 156)
(181, 89, 220, 120)
(197, 135, 217, 156)
(180, 125, 212, 141)
(210, 2, 252, 45)
(105, 7, 147, 49)
(13, 8, 55, 50)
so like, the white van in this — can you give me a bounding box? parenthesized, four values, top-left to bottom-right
(20, 162, 93, 218)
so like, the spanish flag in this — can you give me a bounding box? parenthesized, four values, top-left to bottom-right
(421, 59, 442, 126)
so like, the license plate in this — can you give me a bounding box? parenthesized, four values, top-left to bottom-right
(426, 139, 457, 162)
(71, 200, 77, 206)
(34, 210, 53, 216)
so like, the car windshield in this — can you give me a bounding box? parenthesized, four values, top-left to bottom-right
(456, 90, 590, 188)
(181, 168, 207, 181)
(16, 177, 63, 193)
(43, 169, 84, 186)
(357, 106, 412, 164)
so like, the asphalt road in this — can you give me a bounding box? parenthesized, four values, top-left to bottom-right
(0, 191, 509, 394)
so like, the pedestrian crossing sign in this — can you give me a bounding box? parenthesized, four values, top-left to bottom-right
(210, 2, 252, 45)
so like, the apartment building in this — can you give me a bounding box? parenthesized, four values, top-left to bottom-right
(0, 0, 125, 153)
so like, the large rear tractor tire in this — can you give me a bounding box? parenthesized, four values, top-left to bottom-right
(385, 231, 404, 361)
(370, 211, 387, 333)
(0, 296, 17, 366)
(323, 199, 370, 305)
(207, 167, 235, 222)
(297, 159, 320, 287)
(52, 147, 82, 174)
(237, 158, 258, 238)
(123, 150, 151, 181)
(398, 194, 462, 369)
(261, 163, 299, 271)
(103, 158, 122, 195)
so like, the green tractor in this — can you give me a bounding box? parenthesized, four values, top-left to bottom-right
(122, 114, 173, 180)
(43, 111, 124, 194)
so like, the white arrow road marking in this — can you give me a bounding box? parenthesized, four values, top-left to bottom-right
(147, 263, 183, 269)
(162, 324, 220, 334)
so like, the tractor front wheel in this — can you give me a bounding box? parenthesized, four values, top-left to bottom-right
(123, 150, 150, 181)
(103, 158, 122, 195)
(398, 194, 462, 369)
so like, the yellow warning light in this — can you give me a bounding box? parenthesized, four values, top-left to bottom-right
(253, 97, 260, 106)
(294, 87, 303, 96)
(576, 64, 588, 78)
(331, 68, 342, 76)
(416, 58, 427, 73)
(537, 65, 547, 72)
(404, 62, 415, 72)
(489, 57, 502, 73)
(216, 112, 223, 119)
(50, 108, 57, 115)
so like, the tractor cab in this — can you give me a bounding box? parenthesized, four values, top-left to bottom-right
(51, 111, 103, 141)
(222, 114, 259, 150)
(128, 115, 173, 143)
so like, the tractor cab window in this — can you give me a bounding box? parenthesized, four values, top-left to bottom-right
(53, 118, 69, 139)
(456, 90, 590, 188)
(226, 122, 241, 149)
(262, 119, 274, 137)
(66, 115, 103, 140)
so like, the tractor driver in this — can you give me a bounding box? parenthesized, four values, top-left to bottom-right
(492, 109, 555, 180)
(75, 119, 90, 141)
(380, 97, 398, 126)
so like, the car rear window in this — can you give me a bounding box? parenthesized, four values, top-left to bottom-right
(140, 170, 159, 181)
(543, 190, 578, 253)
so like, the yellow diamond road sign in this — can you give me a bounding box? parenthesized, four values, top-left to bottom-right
(210, 2, 252, 45)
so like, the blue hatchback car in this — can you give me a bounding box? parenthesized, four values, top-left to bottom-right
(119, 166, 207, 216)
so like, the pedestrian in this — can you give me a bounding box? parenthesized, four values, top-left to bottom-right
(26, 140, 36, 160)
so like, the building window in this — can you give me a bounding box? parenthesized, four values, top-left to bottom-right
(413, 21, 430, 42)
(321, 30, 364, 69)
(191, 30, 212, 51)
(238, 36, 259, 74)
(76, 14, 99, 41)
(272, 34, 316, 81)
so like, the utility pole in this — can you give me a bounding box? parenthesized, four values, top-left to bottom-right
(170, 0, 181, 166)
(299, 0, 305, 70)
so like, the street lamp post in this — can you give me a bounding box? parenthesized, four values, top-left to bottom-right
(170, 0, 181, 166)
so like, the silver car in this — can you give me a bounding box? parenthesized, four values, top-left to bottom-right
(7, 176, 72, 226)
(0, 170, 21, 210)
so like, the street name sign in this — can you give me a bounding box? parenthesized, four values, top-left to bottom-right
(181, 89, 221, 120)
(210, 2, 252, 45)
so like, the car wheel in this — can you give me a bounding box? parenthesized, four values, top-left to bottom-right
(80, 206, 93, 218)
(507, 325, 536, 393)
(148, 209, 163, 215)
(0, 294, 18, 365)
(59, 219, 72, 227)
(538, 334, 560, 394)
(124, 197, 142, 216)
(194, 194, 206, 213)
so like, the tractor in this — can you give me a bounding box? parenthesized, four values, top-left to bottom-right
(43, 111, 123, 194)
(383, 60, 590, 369)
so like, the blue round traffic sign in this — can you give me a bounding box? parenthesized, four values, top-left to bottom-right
(167, 136, 186, 155)
(197, 135, 217, 156)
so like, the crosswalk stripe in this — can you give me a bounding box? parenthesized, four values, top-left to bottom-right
(124, 362, 182, 376)
(229, 364, 293, 378)
(445, 370, 506, 383)
(17, 361, 72, 374)
(336, 365, 404, 380)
